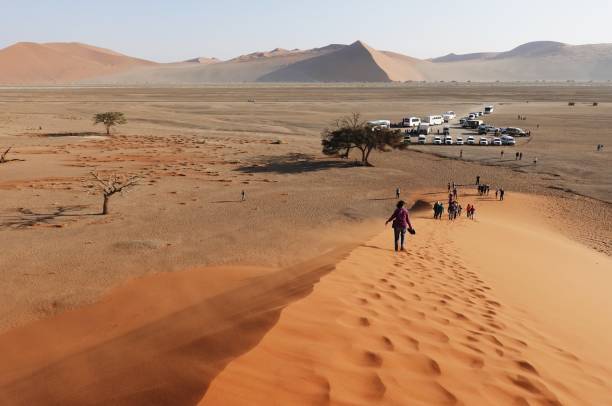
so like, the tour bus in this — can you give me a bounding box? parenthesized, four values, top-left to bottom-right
(484, 105, 495, 114)
(402, 117, 421, 127)
(424, 115, 444, 126)
(367, 120, 391, 129)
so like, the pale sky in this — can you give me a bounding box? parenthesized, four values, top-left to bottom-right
(1, 0, 611, 62)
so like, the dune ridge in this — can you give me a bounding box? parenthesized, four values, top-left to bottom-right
(0, 190, 610, 404)
(201, 192, 612, 405)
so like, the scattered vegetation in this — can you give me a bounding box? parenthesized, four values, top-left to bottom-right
(90, 171, 140, 215)
(93, 112, 127, 135)
(321, 113, 406, 167)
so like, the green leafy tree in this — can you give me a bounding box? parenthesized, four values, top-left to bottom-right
(93, 112, 127, 135)
(322, 113, 406, 166)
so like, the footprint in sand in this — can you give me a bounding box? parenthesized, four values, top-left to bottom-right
(381, 336, 395, 351)
(362, 351, 384, 367)
(515, 360, 539, 376)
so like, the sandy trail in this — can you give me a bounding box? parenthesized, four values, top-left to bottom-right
(201, 193, 612, 405)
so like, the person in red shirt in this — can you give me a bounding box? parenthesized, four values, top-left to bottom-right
(385, 200, 414, 252)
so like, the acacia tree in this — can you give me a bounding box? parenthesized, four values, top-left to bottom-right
(90, 171, 139, 215)
(322, 113, 406, 166)
(93, 112, 127, 135)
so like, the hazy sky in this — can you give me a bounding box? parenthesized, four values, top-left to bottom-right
(2, 0, 611, 62)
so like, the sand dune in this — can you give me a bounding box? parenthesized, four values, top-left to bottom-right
(201, 193, 612, 405)
(3, 39, 612, 84)
(0, 190, 610, 405)
(96, 45, 346, 84)
(0, 42, 155, 84)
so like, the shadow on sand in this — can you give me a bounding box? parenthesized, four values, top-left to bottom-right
(236, 153, 358, 174)
(0, 205, 95, 229)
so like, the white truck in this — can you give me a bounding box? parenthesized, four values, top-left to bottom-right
(402, 117, 421, 127)
(367, 120, 391, 129)
(443, 111, 456, 122)
(424, 115, 444, 126)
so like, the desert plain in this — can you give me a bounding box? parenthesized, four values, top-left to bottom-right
(0, 83, 610, 405)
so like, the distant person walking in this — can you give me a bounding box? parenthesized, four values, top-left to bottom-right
(452, 187, 458, 200)
(460, 149, 463, 159)
(448, 182, 451, 192)
(519, 152, 523, 160)
(534, 157, 538, 165)
(396, 187, 401, 199)
(495, 189, 499, 199)
(515, 152, 519, 160)
(241, 190, 246, 201)
(476, 175, 480, 185)
(500, 150, 504, 159)
(386, 201, 414, 252)
(499, 188, 505, 201)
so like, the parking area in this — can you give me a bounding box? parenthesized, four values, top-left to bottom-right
(397, 106, 529, 147)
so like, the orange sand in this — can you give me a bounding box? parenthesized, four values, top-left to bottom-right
(201, 193, 612, 405)
(0, 193, 610, 405)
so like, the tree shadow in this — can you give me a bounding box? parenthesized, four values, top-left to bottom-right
(236, 153, 359, 174)
(0, 205, 93, 229)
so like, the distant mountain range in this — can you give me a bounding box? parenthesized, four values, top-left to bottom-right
(1, 40, 612, 84)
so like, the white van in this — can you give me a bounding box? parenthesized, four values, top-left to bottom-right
(418, 134, 427, 144)
(368, 120, 391, 129)
(433, 136, 443, 145)
(425, 115, 444, 126)
(443, 111, 456, 122)
(444, 136, 453, 145)
(484, 105, 494, 114)
(402, 117, 421, 127)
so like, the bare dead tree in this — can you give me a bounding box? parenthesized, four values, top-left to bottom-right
(0, 147, 12, 163)
(90, 171, 140, 215)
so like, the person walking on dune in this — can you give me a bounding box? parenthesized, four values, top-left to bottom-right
(500, 188, 505, 201)
(396, 187, 401, 199)
(386, 200, 414, 252)
(241, 190, 246, 201)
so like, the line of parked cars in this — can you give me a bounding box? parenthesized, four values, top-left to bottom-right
(413, 134, 515, 146)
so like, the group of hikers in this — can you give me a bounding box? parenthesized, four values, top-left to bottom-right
(387, 175, 510, 251)
(433, 199, 471, 221)
(477, 182, 505, 201)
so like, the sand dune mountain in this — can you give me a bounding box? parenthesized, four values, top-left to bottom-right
(2, 40, 612, 84)
(95, 45, 347, 84)
(183, 57, 220, 65)
(424, 41, 612, 81)
(0, 42, 155, 84)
